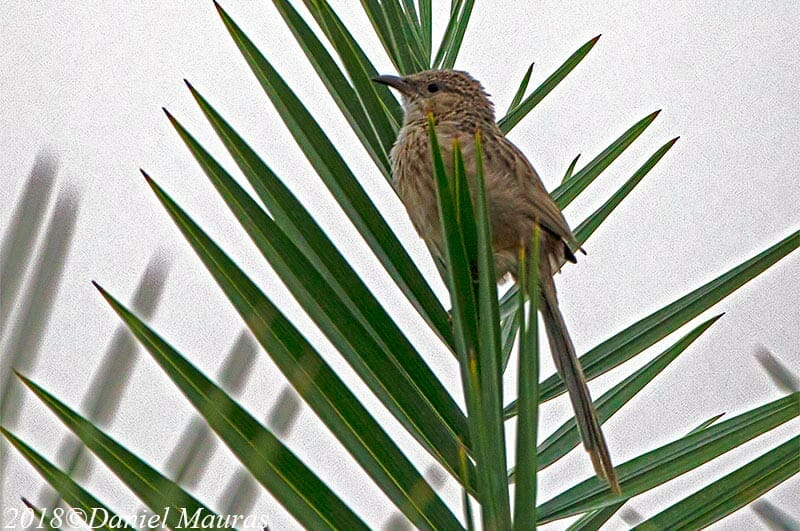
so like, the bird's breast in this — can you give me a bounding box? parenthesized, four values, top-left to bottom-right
(390, 124, 445, 251)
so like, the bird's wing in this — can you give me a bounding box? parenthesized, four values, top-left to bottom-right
(505, 138, 580, 251)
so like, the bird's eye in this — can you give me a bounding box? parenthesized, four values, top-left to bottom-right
(427, 83, 440, 93)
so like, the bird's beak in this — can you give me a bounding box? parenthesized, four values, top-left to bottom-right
(371, 74, 412, 95)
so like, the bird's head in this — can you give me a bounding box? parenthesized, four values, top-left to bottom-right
(372, 69, 495, 126)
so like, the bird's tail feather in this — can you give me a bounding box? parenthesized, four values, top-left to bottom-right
(539, 277, 621, 494)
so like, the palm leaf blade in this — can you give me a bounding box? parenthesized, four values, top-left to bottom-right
(184, 83, 453, 349)
(14, 374, 218, 527)
(634, 436, 800, 530)
(568, 410, 729, 529)
(94, 286, 368, 530)
(357, 0, 411, 73)
(143, 172, 473, 491)
(514, 226, 541, 529)
(96, 284, 460, 529)
(498, 120, 666, 324)
(303, 0, 403, 130)
(1, 427, 134, 530)
(165, 108, 469, 464)
(562, 154, 581, 183)
(567, 502, 626, 531)
(419, 0, 432, 61)
(687, 413, 727, 435)
(216, 4, 447, 348)
(507, 63, 535, 115)
(473, 133, 512, 527)
(440, 0, 476, 69)
(380, 0, 427, 72)
(504, 229, 800, 413)
(530, 314, 722, 469)
(499, 36, 600, 133)
(429, 120, 502, 523)
(537, 393, 800, 522)
(552, 110, 661, 209)
(574, 137, 679, 244)
(272, 0, 392, 176)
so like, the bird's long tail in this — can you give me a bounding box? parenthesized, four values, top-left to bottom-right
(539, 276, 621, 494)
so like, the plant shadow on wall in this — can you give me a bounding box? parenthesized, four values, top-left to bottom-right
(2, 1, 799, 529)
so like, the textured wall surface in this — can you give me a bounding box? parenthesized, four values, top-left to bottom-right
(2, 1, 798, 529)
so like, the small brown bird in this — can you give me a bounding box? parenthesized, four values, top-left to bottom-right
(374, 69, 620, 493)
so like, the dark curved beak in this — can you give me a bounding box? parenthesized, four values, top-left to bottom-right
(371, 74, 412, 95)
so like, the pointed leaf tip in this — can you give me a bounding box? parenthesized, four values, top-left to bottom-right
(184, 80, 198, 96)
(214, 1, 227, 18)
(141, 171, 159, 193)
(91, 280, 105, 295)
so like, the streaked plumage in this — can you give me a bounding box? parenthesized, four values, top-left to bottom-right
(374, 69, 620, 493)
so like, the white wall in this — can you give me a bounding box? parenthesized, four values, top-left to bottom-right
(2, 1, 798, 529)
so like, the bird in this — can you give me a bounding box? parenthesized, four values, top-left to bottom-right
(373, 69, 621, 494)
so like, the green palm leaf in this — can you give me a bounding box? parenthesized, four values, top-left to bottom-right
(498, 115, 667, 322)
(507, 63, 535, 115)
(499, 36, 600, 134)
(380, 0, 428, 71)
(519, 314, 722, 470)
(96, 283, 461, 529)
(573, 137, 680, 244)
(537, 393, 799, 522)
(634, 435, 800, 530)
(301, 0, 403, 131)
(164, 106, 469, 458)
(141, 172, 474, 490)
(567, 412, 728, 530)
(513, 226, 541, 529)
(358, 0, 421, 73)
(1, 428, 133, 530)
(271, 0, 392, 177)
(686, 413, 727, 435)
(562, 154, 581, 183)
(434, 0, 476, 69)
(568, 502, 627, 531)
(428, 121, 515, 528)
(552, 110, 661, 209)
(419, 0, 432, 60)
(541, 229, 800, 402)
(216, 4, 447, 345)
(499, 136, 679, 381)
(473, 133, 513, 527)
(182, 83, 452, 349)
(505, 228, 800, 415)
(93, 283, 369, 530)
(13, 374, 219, 527)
